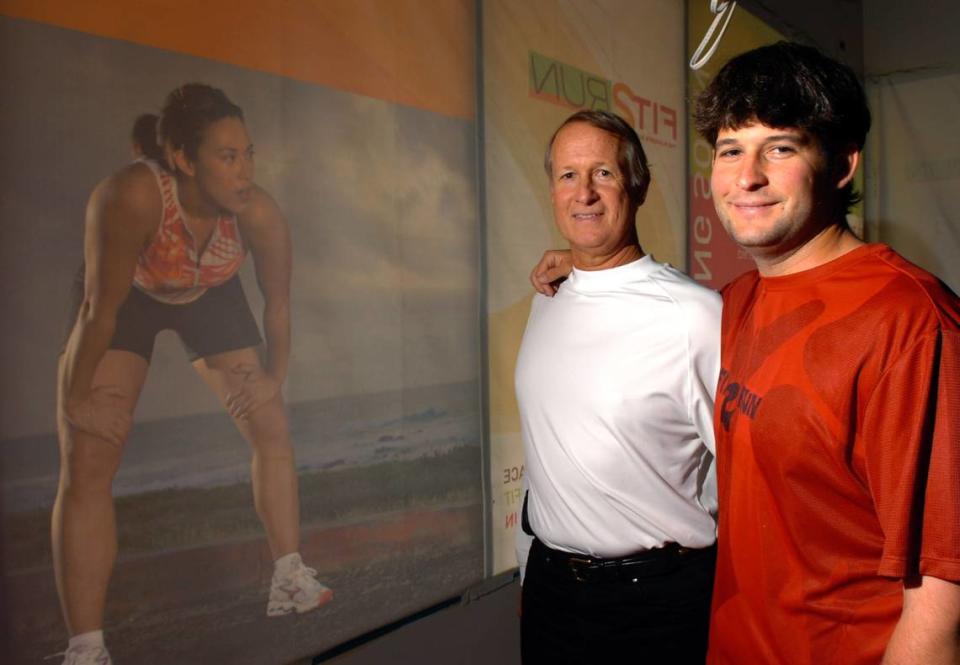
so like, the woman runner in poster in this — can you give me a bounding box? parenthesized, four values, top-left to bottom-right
(54, 84, 332, 665)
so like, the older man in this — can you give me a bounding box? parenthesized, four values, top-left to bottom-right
(516, 110, 721, 664)
(533, 43, 960, 665)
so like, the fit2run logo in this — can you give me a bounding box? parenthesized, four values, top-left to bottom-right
(529, 51, 678, 148)
(717, 368, 763, 431)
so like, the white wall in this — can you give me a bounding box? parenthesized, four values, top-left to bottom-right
(863, 0, 959, 75)
(861, 0, 960, 291)
(738, 0, 864, 72)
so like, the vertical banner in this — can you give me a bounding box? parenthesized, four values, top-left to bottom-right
(483, 0, 686, 574)
(0, 2, 482, 663)
(686, 1, 783, 289)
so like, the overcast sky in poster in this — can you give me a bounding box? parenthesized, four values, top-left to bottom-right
(0, 17, 478, 438)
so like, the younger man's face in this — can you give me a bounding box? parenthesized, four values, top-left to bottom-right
(710, 121, 843, 263)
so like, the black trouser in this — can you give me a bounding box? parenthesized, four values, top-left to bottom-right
(521, 538, 715, 665)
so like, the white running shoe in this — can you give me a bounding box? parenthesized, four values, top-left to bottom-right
(266, 554, 333, 617)
(60, 644, 112, 665)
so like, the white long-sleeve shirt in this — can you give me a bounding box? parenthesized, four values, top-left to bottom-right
(515, 256, 720, 559)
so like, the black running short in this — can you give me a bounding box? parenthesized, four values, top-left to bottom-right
(62, 269, 263, 362)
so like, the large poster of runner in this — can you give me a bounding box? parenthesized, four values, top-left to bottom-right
(0, 2, 482, 663)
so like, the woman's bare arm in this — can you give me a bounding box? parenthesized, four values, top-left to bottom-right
(60, 165, 158, 444)
(227, 186, 292, 419)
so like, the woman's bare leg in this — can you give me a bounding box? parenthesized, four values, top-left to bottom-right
(52, 350, 148, 636)
(192, 347, 298, 557)
(196, 347, 331, 616)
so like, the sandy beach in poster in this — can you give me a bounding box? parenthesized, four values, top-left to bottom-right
(1, 381, 484, 664)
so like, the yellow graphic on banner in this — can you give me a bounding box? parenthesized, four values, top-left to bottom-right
(484, 0, 685, 575)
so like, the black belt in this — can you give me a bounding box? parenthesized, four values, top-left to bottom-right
(533, 538, 716, 583)
(523, 491, 716, 583)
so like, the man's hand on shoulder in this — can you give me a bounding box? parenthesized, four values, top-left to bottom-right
(530, 250, 573, 297)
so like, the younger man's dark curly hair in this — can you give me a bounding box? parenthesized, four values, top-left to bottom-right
(694, 42, 871, 214)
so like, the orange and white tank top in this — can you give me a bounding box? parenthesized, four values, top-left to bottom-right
(133, 159, 246, 304)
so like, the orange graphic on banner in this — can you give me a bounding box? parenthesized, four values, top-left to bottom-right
(0, 0, 475, 119)
(686, 1, 783, 288)
(613, 83, 678, 148)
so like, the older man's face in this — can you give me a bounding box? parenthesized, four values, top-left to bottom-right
(550, 122, 636, 266)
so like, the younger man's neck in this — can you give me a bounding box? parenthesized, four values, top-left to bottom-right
(756, 224, 864, 278)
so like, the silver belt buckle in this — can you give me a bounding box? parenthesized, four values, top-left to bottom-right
(567, 555, 593, 582)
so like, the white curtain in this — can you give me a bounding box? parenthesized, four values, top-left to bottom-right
(865, 69, 960, 292)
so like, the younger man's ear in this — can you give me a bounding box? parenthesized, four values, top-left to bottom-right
(834, 145, 860, 190)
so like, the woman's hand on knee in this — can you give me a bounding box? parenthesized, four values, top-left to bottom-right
(225, 363, 281, 420)
(62, 386, 133, 447)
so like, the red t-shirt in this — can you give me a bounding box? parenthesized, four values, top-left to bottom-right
(708, 244, 960, 665)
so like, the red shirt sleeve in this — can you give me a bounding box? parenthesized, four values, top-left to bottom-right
(864, 328, 960, 581)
